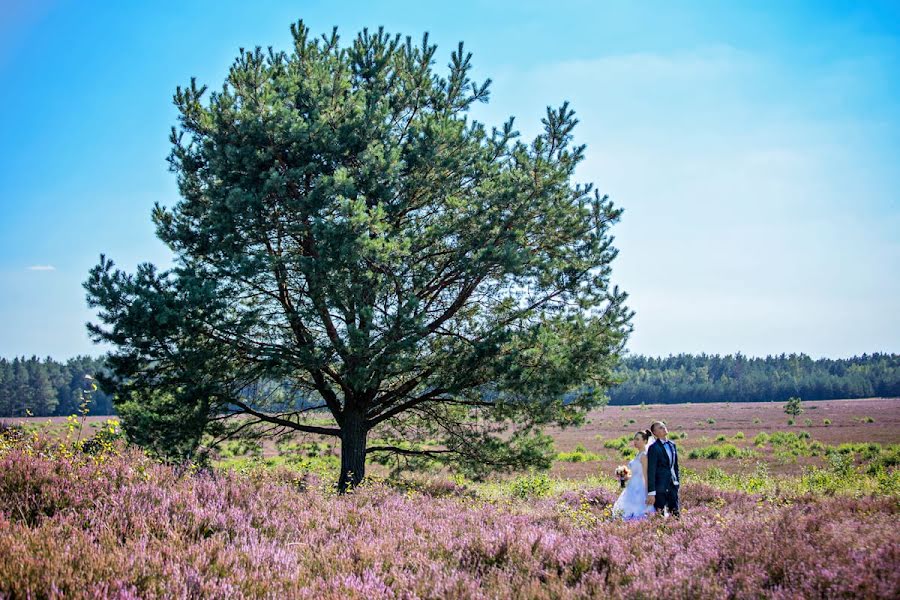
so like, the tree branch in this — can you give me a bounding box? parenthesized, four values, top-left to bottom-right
(232, 400, 341, 436)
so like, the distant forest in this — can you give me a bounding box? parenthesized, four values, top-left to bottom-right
(608, 353, 900, 405)
(0, 356, 113, 418)
(0, 353, 898, 417)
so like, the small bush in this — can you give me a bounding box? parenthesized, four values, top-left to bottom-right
(707, 418, 716, 425)
(716, 434, 726, 442)
(787, 419, 795, 426)
(823, 419, 831, 426)
(753, 417, 761, 424)
(688, 444, 751, 460)
(509, 473, 552, 499)
(734, 432, 745, 440)
(557, 443, 602, 463)
(804, 419, 813, 427)
(753, 433, 770, 446)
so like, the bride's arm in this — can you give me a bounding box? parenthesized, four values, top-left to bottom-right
(641, 453, 649, 494)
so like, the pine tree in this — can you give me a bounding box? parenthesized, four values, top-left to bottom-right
(25, 357, 57, 416)
(0, 359, 11, 416)
(784, 396, 803, 417)
(85, 22, 633, 491)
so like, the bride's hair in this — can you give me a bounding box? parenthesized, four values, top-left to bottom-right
(633, 429, 652, 441)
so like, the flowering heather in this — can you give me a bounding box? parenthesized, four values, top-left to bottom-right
(0, 435, 898, 599)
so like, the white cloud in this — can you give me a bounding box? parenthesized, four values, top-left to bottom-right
(27, 265, 56, 271)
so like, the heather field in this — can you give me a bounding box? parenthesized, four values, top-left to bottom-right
(1, 398, 899, 599)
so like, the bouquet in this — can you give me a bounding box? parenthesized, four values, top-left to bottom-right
(615, 465, 631, 489)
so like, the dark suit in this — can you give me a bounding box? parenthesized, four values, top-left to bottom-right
(646, 438, 680, 516)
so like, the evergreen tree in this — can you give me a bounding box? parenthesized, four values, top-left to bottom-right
(84, 22, 633, 490)
(25, 357, 57, 416)
(9, 359, 30, 416)
(0, 359, 11, 416)
(784, 396, 803, 417)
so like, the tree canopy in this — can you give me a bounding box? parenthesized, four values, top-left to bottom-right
(84, 22, 632, 490)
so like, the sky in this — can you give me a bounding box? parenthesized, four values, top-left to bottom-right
(1, 0, 898, 360)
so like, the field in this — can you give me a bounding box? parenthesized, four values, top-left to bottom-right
(548, 397, 900, 479)
(1, 397, 898, 598)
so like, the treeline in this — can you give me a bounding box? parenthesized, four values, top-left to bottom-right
(608, 353, 900, 405)
(0, 356, 114, 417)
(2, 352, 898, 417)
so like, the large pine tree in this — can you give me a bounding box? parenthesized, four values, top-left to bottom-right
(85, 22, 632, 491)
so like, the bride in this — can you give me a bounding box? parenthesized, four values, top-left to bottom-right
(612, 430, 656, 520)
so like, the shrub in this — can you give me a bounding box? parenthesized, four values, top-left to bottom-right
(556, 444, 602, 463)
(603, 435, 632, 452)
(688, 444, 752, 460)
(734, 432, 745, 440)
(752, 417, 761, 424)
(706, 418, 716, 425)
(218, 439, 263, 458)
(824, 419, 831, 426)
(787, 419, 795, 426)
(804, 418, 813, 427)
(716, 434, 727, 442)
(509, 473, 552, 499)
(753, 433, 770, 446)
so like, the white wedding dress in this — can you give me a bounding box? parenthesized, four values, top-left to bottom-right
(612, 450, 655, 520)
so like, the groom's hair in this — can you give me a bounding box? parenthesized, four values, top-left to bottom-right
(650, 421, 666, 434)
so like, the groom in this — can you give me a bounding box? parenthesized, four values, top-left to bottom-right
(645, 420, 680, 516)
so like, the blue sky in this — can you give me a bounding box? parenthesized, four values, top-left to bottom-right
(1, 0, 898, 360)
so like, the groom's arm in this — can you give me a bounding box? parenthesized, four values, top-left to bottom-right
(673, 442, 680, 482)
(646, 446, 657, 495)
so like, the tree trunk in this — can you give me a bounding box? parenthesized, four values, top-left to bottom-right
(338, 410, 368, 493)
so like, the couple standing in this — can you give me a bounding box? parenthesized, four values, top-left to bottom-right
(612, 420, 681, 520)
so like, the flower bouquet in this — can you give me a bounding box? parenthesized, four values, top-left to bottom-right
(615, 465, 631, 489)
